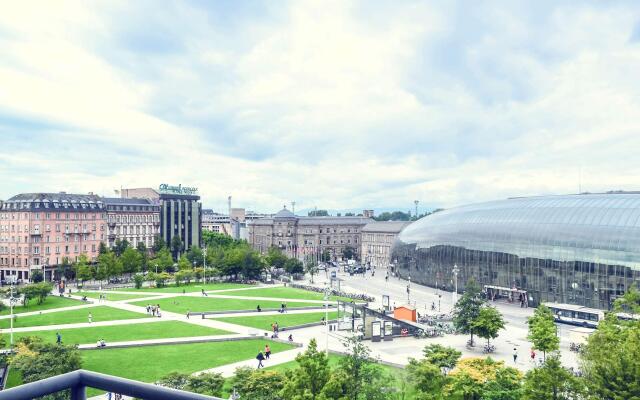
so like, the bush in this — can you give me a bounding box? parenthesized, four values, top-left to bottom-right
(133, 274, 144, 289)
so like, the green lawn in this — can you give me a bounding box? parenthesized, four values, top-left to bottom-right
(0, 296, 83, 316)
(75, 291, 157, 301)
(222, 286, 354, 302)
(82, 340, 295, 396)
(5, 321, 231, 347)
(132, 282, 253, 293)
(215, 311, 338, 331)
(0, 306, 148, 329)
(130, 296, 321, 315)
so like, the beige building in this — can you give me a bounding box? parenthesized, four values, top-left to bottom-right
(248, 207, 373, 261)
(361, 221, 411, 269)
(104, 198, 160, 249)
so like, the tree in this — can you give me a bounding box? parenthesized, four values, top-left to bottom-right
(229, 366, 286, 400)
(613, 283, 640, 319)
(113, 238, 129, 257)
(133, 273, 144, 289)
(374, 211, 411, 221)
(158, 371, 224, 397)
(171, 235, 184, 260)
(284, 258, 304, 274)
(407, 357, 448, 399)
(321, 249, 331, 262)
(75, 254, 93, 286)
(483, 367, 523, 400)
(446, 357, 521, 400)
(20, 282, 53, 306)
(11, 337, 81, 400)
(472, 305, 505, 347)
(581, 293, 640, 400)
(308, 209, 329, 217)
(61, 257, 74, 281)
(136, 241, 148, 271)
(120, 247, 143, 275)
(266, 247, 288, 269)
(30, 269, 43, 283)
(305, 259, 319, 284)
(98, 251, 122, 281)
(150, 247, 173, 272)
(522, 356, 584, 400)
(342, 246, 356, 260)
(98, 242, 108, 255)
(280, 339, 330, 399)
(155, 272, 171, 287)
(178, 254, 192, 271)
(186, 245, 204, 266)
(527, 305, 559, 361)
(241, 249, 266, 280)
(422, 344, 461, 374)
(453, 279, 485, 346)
(152, 235, 166, 253)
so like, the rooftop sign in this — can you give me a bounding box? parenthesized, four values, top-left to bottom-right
(159, 183, 198, 196)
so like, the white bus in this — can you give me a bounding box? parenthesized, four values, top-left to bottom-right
(543, 302, 604, 328)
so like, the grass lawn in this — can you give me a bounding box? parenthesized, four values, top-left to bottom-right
(0, 295, 83, 316)
(0, 306, 148, 329)
(81, 340, 295, 396)
(5, 321, 231, 347)
(130, 296, 321, 315)
(133, 282, 253, 293)
(222, 286, 355, 302)
(75, 291, 157, 301)
(215, 311, 338, 331)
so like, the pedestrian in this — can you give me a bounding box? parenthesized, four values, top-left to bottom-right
(385, 272, 389, 282)
(530, 348, 536, 362)
(288, 334, 293, 342)
(257, 305, 261, 312)
(88, 312, 93, 323)
(321, 316, 326, 325)
(256, 351, 265, 368)
(56, 332, 62, 344)
(264, 344, 271, 359)
(106, 392, 112, 400)
(146, 304, 151, 315)
(186, 310, 190, 319)
(513, 348, 518, 363)
(280, 303, 285, 313)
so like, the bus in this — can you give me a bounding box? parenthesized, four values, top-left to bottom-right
(543, 302, 605, 328)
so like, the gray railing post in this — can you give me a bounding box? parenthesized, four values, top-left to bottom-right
(70, 384, 86, 400)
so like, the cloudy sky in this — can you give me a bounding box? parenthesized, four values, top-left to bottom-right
(1, 1, 639, 214)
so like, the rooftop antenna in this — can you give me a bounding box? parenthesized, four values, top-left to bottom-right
(414, 200, 419, 221)
(291, 201, 296, 215)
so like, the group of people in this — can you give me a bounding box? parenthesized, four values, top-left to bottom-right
(255, 344, 272, 368)
(97, 293, 108, 303)
(96, 339, 107, 348)
(279, 303, 287, 313)
(146, 304, 162, 317)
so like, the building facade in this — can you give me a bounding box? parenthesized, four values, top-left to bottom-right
(104, 198, 160, 249)
(391, 193, 640, 309)
(202, 210, 232, 235)
(249, 207, 373, 260)
(0, 193, 107, 282)
(361, 221, 411, 269)
(158, 187, 202, 251)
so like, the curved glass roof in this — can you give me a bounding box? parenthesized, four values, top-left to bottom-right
(397, 193, 640, 269)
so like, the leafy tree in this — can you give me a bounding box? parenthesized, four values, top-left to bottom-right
(175, 270, 194, 286)
(120, 247, 143, 275)
(342, 245, 356, 260)
(157, 371, 189, 389)
(321, 249, 331, 262)
(453, 279, 485, 346)
(171, 235, 184, 260)
(75, 254, 94, 286)
(20, 282, 53, 306)
(308, 209, 329, 216)
(155, 272, 171, 287)
(374, 211, 411, 221)
(61, 257, 74, 281)
(406, 357, 448, 399)
(136, 241, 148, 271)
(202, 230, 236, 248)
(447, 357, 521, 400)
(482, 367, 523, 400)
(613, 283, 640, 318)
(152, 235, 166, 253)
(522, 356, 584, 400)
(284, 258, 304, 274)
(98, 251, 122, 281)
(266, 247, 288, 269)
(11, 337, 81, 400)
(241, 249, 266, 280)
(527, 305, 559, 361)
(150, 247, 174, 272)
(186, 245, 204, 266)
(113, 238, 129, 257)
(178, 254, 193, 271)
(229, 366, 286, 400)
(581, 294, 640, 400)
(422, 344, 461, 374)
(133, 273, 144, 289)
(98, 242, 108, 255)
(472, 305, 505, 347)
(158, 371, 224, 397)
(305, 259, 319, 284)
(280, 339, 330, 399)
(30, 269, 44, 283)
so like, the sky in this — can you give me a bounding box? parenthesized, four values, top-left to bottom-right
(1, 1, 640, 214)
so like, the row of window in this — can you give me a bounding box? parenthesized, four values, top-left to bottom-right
(0, 212, 105, 220)
(0, 233, 103, 244)
(110, 225, 158, 235)
(108, 215, 159, 223)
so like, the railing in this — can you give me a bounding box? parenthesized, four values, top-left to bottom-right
(0, 369, 222, 400)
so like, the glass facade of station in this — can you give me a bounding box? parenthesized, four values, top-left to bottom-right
(391, 194, 640, 309)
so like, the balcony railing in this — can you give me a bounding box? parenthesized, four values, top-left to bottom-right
(0, 369, 221, 400)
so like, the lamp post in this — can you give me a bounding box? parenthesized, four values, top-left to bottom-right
(452, 264, 459, 305)
(155, 264, 158, 274)
(9, 281, 17, 347)
(203, 246, 207, 283)
(324, 282, 330, 354)
(407, 276, 411, 303)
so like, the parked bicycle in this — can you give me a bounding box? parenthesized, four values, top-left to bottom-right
(482, 344, 496, 354)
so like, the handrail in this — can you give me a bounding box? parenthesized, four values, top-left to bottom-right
(0, 369, 222, 400)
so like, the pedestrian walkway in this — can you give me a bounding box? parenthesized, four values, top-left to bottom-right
(8, 315, 163, 333)
(78, 333, 250, 349)
(0, 301, 97, 320)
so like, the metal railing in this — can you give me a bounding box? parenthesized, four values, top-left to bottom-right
(0, 369, 222, 400)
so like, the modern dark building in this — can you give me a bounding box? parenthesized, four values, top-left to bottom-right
(391, 193, 640, 309)
(158, 184, 202, 251)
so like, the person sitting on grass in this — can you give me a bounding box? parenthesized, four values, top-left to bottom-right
(97, 339, 106, 348)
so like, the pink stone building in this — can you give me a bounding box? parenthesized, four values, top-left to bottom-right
(0, 193, 107, 282)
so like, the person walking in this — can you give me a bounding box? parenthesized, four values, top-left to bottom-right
(56, 332, 62, 344)
(513, 348, 518, 363)
(530, 348, 536, 363)
(264, 344, 271, 359)
(257, 305, 261, 312)
(186, 310, 190, 319)
(256, 350, 265, 368)
(88, 312, 93, 323)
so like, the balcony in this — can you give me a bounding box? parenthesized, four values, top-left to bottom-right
(30, 231, 41, 236)
(0, 369, 221, 400)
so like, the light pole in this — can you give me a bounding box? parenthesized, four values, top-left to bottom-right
(324, 282, 330, 354)
(414, 200, 419, 221)
(407, 276, 411, 303)
(155, 264, 158, 274)
(203, 246, 207, 283)
(9, 281, 17, 347)
(452, 264, 459, 305)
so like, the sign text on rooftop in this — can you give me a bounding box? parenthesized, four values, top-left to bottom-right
(159, 184, 198, 196)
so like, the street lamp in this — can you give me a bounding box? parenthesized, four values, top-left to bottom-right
(407, 276, 411, 303)
(452, 264, 459, 305)
(203, 246, 207, 284)
(9, 281, 18, 347)
(155, 264, 158, 274)
(324, 282, 331, 354)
